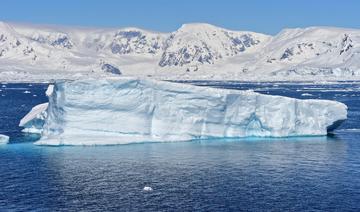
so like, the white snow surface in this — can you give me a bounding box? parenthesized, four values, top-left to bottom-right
(0, 134, 9, 144)
(34, 78, 347, 146)
(1, 21, 360, 82)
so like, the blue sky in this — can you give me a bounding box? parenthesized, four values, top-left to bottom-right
(1, 0, 359, 34)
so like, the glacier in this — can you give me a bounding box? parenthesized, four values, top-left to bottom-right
(19, 78, 348, 146)
(0, 134, 9, 144)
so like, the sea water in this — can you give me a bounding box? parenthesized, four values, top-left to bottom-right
(0, 82, 359, 211)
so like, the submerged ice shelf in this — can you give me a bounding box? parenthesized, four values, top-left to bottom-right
(20, 78, 347, 145)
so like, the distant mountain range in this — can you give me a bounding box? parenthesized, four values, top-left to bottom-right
(1, 21, 360, 81)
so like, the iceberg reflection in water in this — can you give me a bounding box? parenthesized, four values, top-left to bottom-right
(1, 134, 357, 211)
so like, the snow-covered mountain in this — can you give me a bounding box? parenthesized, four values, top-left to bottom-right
(158, 23, 269, 67)
(1, 21, 360, 81)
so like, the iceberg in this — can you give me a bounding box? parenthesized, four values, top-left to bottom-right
(21, 78, 347, 145)
(19, 85, 53, 134)
(0, 134, 9, 144)
(19, 103, 48, 134)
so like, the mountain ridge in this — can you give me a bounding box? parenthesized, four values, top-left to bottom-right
(1, 21, 360, 81)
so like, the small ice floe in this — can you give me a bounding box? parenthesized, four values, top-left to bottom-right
(301, 93, 313, 96)
(338, 128, 360, 132)
(1, 85, 6, 88)
(0, 134, 9, 144)
(23, 90, 31, 94)
(33, 94, 37, 97)
(143, 186, 153, 192)
(46, 84, 54, 96)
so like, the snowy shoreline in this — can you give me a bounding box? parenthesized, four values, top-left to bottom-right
(2, 75, 360, 84)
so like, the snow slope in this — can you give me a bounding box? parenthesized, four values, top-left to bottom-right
(21, 78, 348, 145)
(1, 21, 360, 81)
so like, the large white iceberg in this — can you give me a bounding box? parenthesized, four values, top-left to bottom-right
(21, 78, 347, 145)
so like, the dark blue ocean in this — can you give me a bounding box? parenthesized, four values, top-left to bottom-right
(1, 81, 360, 211)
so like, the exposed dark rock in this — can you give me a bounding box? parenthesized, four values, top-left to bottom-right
(101, 63, 122, 75)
